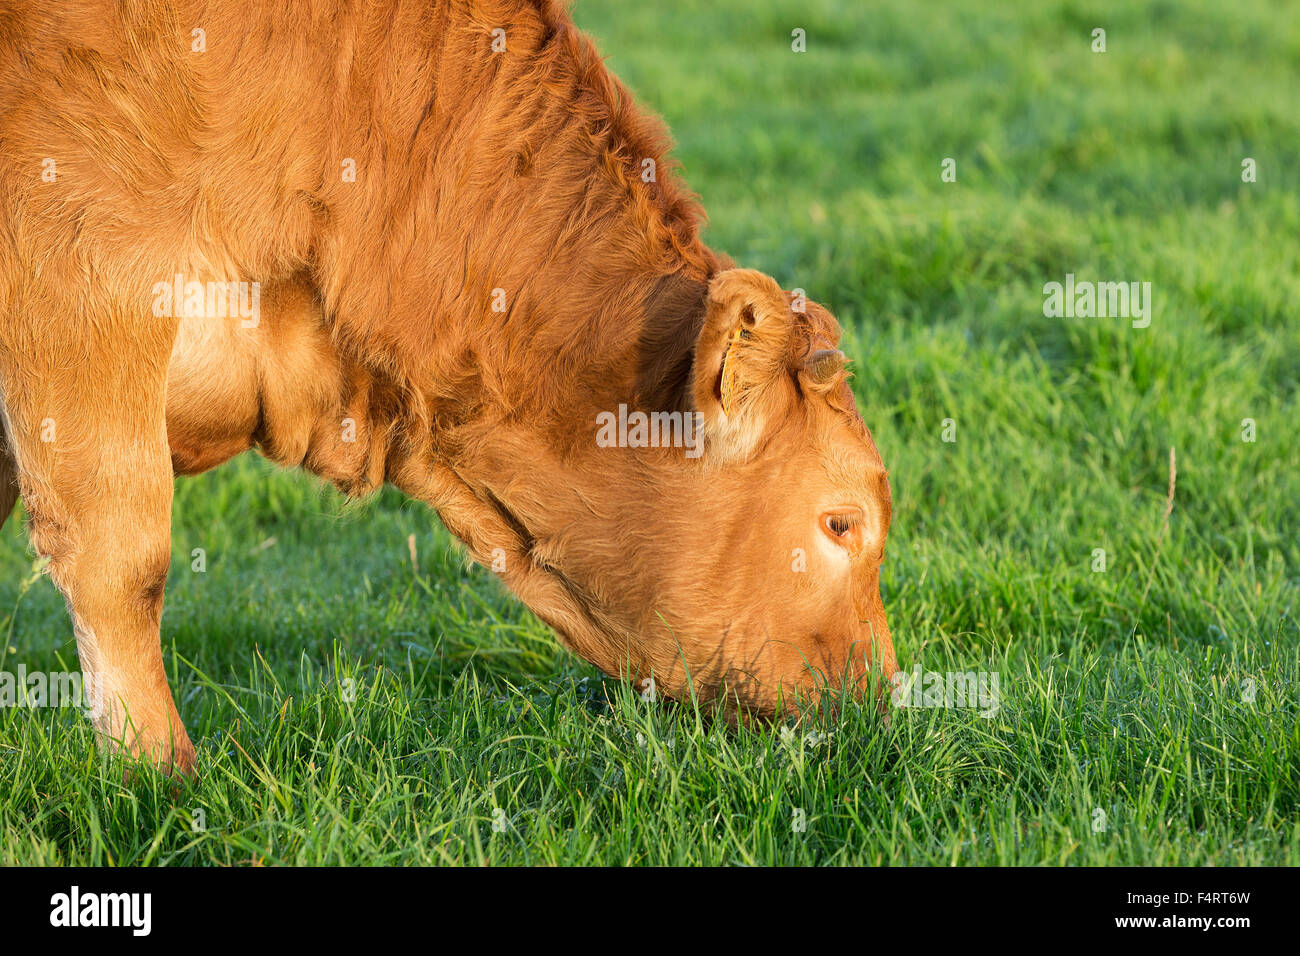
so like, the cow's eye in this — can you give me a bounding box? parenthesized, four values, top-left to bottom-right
(827, 513, 854, 536)
(819, 507, 866, 554)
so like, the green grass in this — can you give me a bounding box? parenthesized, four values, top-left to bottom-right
(1, 0, 1298, 865)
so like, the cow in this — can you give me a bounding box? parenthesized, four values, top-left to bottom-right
(0, 0, 896, 775)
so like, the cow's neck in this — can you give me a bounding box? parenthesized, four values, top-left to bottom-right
(380, 257, 714, 484)
(314, 2, 719, 414)
(302, 0, 726, 507)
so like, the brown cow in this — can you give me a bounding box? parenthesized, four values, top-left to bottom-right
(0, 0, 896, 774)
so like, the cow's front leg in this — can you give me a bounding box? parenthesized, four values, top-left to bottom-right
(0, 303, 193, 775)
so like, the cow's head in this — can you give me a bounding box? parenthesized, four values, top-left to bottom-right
(642, 267, 897, 714)
(427, 268, 895, 719)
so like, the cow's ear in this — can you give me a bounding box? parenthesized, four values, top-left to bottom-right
(689, 268, 796, 461)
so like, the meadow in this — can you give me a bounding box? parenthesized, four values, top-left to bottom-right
(0, 0, 1296, 865)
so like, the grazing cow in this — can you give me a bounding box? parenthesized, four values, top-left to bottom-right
(0, 0, 896, 774)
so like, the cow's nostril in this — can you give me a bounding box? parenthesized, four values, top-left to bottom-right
(819, 507, 865, 554)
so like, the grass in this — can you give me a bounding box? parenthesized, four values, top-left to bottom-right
(1, 0, 1297, 865)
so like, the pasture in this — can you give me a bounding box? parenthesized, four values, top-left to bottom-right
(0, 0, 1296, 865)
